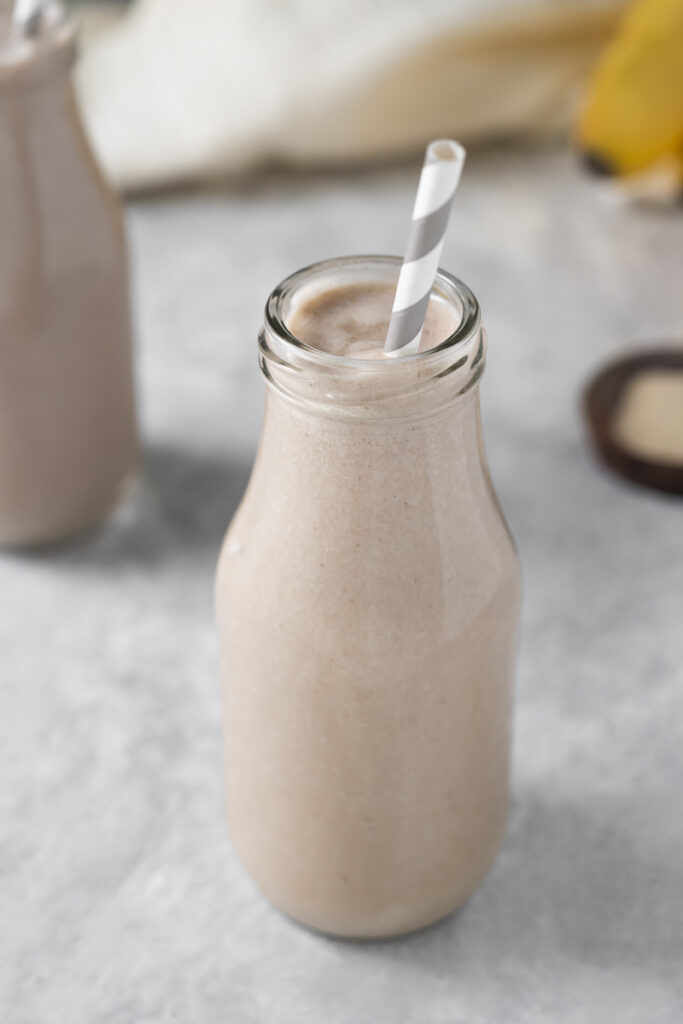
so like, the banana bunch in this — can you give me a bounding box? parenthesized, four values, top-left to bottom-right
(577, 0, 683, 198)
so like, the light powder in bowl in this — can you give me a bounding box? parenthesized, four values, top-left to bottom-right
(611, 370, 683, 465)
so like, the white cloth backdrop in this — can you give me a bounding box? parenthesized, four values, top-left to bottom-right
(76, 0, 626, 191)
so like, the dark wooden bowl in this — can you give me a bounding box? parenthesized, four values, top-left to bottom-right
(583, 347, 683, 496)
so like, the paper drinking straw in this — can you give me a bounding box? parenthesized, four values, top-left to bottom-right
(385, 140, 466, 355)
(12, 0, 45, 35)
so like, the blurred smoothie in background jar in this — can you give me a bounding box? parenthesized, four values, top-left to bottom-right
(0, 2, 138, 547)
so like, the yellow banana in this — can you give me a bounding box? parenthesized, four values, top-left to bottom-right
(577, 0, 683, 184)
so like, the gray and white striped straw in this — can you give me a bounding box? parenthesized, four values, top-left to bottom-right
(385, 140, 466, 355)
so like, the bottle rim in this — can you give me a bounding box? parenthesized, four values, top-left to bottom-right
(263, 254, 481, 373)
(0, 9, 76, 89)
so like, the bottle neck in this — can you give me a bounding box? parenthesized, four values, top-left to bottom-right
(251, 380, 489, 547)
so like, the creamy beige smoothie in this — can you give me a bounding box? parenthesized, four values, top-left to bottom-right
(216, 257, 521, 938)
(289, 280, 458, 357)
(0, 10, 138, 546)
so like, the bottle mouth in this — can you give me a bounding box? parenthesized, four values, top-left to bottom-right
(259, 255, 485, 415)
(264, 254, 480, 367)
(0, 4, 75, 88)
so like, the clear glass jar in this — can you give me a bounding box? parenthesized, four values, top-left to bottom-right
(0, 10, 138, 546)
(216, 256, 521, 938)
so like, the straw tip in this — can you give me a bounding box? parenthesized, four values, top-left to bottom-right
(426, 139, 466, 166)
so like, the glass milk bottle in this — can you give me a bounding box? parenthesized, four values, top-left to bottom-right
(216, 256, 521, 938)
(0, 8, 138, 546)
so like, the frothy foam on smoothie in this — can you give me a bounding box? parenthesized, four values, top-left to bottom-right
(288, 282, 460, 360)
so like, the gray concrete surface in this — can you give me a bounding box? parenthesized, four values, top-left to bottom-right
(1, 145, 682, 1022)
